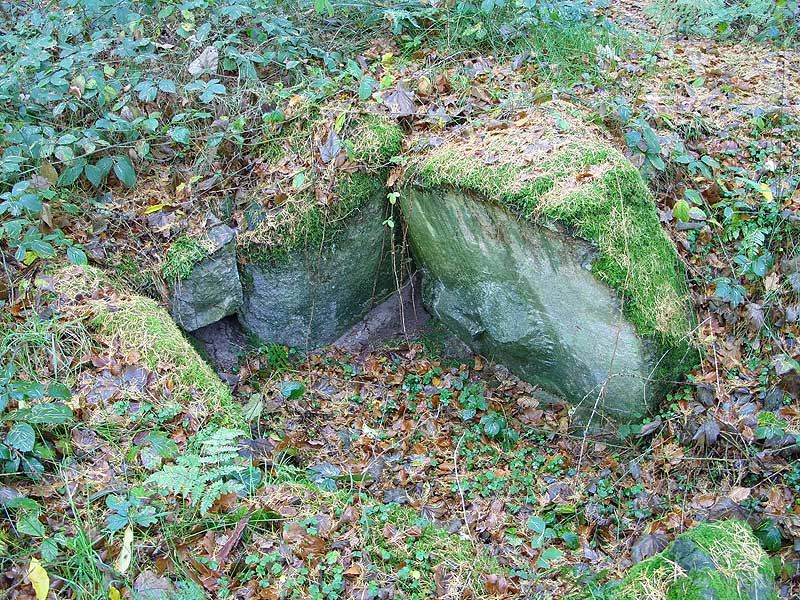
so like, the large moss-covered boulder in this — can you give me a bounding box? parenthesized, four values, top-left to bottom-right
(400, 105, 695, 424)
(235, 112, 403, 349)
(618, 520, 777, 600)
(162, 224, 242, 332)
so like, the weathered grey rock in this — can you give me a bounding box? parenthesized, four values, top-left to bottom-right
(401, 187, 664, 424)
(238, 195, 397, 349)
(170, 225, 242, 331)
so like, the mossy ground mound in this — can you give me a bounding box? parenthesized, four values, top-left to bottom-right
(618, 520, 777, 600)
(52, 265, 239, 425)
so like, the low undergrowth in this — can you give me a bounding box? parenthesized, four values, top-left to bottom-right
(647, 0, 799, 42)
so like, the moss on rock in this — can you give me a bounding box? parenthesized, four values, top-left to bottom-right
(162, 235, 214, 281)
(618, 520, 777, 600)
(350, 113, 404, 164)
(239, 111, 401, 264)
(237, 171, 388, 265)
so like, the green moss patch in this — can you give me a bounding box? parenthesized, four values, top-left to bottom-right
(238, 171, 388, 265)
(53, 265, 240, 426)
(350, 113, 404, 164)
(404, 103, 694, 348)
(161, 235, 214, 281)
(618, 520, 777, 600)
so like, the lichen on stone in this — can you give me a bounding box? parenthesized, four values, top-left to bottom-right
(404, 102, 694, 350)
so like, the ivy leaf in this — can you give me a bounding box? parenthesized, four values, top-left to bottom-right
(135, 81, 157, 103)
(113, 155, 136, 187)
(280, 381, 306, 400)
(7, 422, 35, 452)
(170, 127, 191, 145)
(755, 519, 784, 551)
(537, 547, 563, 568)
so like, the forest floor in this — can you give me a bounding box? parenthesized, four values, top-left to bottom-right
(1, 1, 799, 599)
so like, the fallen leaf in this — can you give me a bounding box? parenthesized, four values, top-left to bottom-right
(382, 87, 416, 117)
(188, 46, 219, 76)
(27, 557, 49, 600)
(319, 128, 342, 164)
(115, 525, 134, 574)
(631, 533, 668, 563)
(134, 570, 175, 600)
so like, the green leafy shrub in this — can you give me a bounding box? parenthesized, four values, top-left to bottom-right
(0, 364, 73, 479)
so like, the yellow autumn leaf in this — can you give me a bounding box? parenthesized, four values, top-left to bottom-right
(757, 182, 774, 202)
(115, 525, 134, 574)
(145, 203, 165, 214)
(28, 557, 49, 600)
(109, 585, 121, 600)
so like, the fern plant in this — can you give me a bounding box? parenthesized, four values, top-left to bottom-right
(146, 429, 248, 514)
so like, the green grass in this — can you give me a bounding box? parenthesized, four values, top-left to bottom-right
(0, 312, 94, 385)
